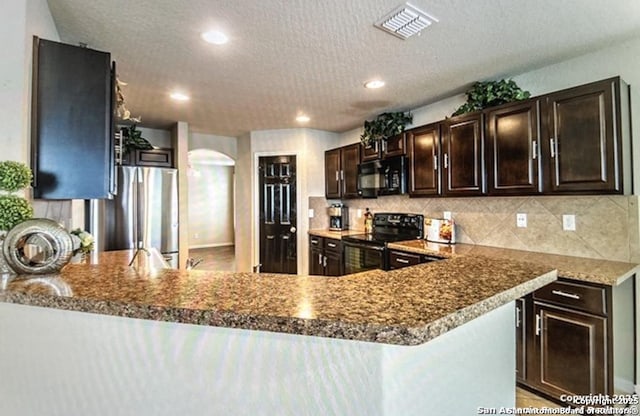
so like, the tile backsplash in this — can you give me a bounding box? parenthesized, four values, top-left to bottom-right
(309, 195, 640, 263)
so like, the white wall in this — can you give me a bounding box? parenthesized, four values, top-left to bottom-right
(190, 132, 237, 160)
(235, 133, 253, 271)
(187, 163, 235, 248)
(136, 126, 172, 148)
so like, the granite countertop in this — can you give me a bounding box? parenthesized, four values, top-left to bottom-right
(386, 240, 639, 286)
(0, 250, 555, 346)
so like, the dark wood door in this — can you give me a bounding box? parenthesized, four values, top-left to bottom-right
(341, 144, 360, 198)
(324, 251, 343, 276)
(532, 302, 607, 397)
(259, 156, 297, 274)
(443, 112, 485, 196)
(407, 123, 440, 196)
(542, 78, 620, 193)
(382, 134, 406, 158)
(32, 37, 114, 199)
(325, 149, 341, 198)
(309, 236, 324, 275)
(515, 297, 527, 382)
(361, 142, 380, 162)
(486, 100, 541, 195)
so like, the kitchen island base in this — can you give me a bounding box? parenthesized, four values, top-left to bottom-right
(0, 301, 516, 415)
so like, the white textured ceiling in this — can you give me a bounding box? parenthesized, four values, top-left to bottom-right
(46, 0, 640, 137)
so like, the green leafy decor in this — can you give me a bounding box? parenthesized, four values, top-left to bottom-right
(123, 124, 153, 155)
(0, 161, 34, 233)
(452, 79, 531, 116)
(360, 112, 413, 147)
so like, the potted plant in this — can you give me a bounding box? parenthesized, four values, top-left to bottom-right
(122, 123, 153, 156)
(360, 111, 413, 147)
(452, 79, 531, 116)
(0, 161, 34, 274)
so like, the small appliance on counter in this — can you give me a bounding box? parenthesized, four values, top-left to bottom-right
(328, 203, 349, 231)
(425, 218, 456, 244)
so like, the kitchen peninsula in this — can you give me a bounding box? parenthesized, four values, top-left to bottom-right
(0, 250, 556, 415)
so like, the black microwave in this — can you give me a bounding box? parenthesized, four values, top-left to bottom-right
(357, 155, 407, 198)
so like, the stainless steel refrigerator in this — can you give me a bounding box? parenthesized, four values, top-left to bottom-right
(90, 166, 179, 267)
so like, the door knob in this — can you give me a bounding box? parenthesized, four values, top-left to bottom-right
(290, 226, 297, 233)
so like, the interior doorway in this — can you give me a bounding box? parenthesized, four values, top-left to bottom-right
(187, 149, 235, 270)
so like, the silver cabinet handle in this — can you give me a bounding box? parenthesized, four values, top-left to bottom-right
(443, 153, 449, 169)
(551, 290, 580, 300)
(340, 170, 344, 181)
(516, 306, 521, 328)
(535, 314, 541, 336)
(319, 254, 322, 265)
(327, 242, 337, 248)
(532, 140, 538, 160)
(550, 138, 556, 158)
(311, 239, 319, 245)
(323, 256, 327, 267)
(396, 258, 410, 264)
(433, 155, 438, 170)
(335, 171, 339, 181)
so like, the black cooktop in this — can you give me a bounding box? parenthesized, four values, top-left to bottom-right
(342, 213, 424, 245)
(342, 232, 421, 244)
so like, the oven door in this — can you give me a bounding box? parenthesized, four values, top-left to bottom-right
(343, 241, 386, 274)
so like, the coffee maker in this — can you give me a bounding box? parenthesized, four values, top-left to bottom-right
(328, 204, 349, 231)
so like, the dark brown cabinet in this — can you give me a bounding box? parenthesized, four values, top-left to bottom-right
(486, 100, 541, 195)
(123, 148, 174, 167)
(407, 123, 441, 196)
(361, 134, 406, 162)
(308, 236, 343, 276)
(442, 112, 485, 196)
(515, 277, 638, 403)
(387, 250, 443, 270)
(325, 144, 360, 199)
(541, 78, 629, 194)
(32, 37, 115, 199)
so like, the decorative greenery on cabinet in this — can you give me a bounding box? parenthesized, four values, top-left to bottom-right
(452, 79, 531, 116)
(360, 112, 413, 146)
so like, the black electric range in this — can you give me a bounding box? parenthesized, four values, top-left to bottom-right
(342, 213, 424, 273)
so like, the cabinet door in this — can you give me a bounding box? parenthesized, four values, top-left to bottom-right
(443, 113, 485, 196)
(532, 302, 608, 397)
(361, 142, 380, 162)
(32, 38, 114, 199)
(309, 236, 324, 275)
(515, 298, 527, 382)
(325, 149, 341, 198)
(486, 100, 541, 195)
(542, 78, 621, 193)
(324, 251, 343, 276)
(388, 250, 422, 270)
(382, 134, 406, 158)
(407, 123, 440, 196)
(341, 144, 361, 198)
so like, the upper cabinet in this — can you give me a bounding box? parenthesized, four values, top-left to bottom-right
(325, 143, 360, 199)
(31, 37, 115, 199)
(407, 123, 441, 196)
(541, 78, 629, 194)
(442, 112, 485, 196)
(486, 99, 542, 195)
(361, 133, 406, 162)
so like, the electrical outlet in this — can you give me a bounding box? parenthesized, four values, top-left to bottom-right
(443, 211, 452, 220)
(562, 214, 576, 231)
(516, 213, 527, 228)
(308, 209, 314, 218)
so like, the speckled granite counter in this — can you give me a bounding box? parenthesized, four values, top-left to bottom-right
(0, 250, 555, 346)
(386, 240, 639, 286)
(307, 229, 363, 239)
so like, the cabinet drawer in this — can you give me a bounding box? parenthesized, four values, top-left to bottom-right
(533, 280, 607, 316)
(134, 148, 174, 167)
(324, 238, 342, 254)
(389, 250, 422, 269)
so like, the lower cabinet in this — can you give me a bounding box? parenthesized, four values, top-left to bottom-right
(517, 277, 635, 402)
(387, 250, 443, 270)
(309, 236, 343, 276)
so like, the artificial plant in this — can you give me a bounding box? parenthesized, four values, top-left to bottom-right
(452, 79, 531, 116)
(122, 124, 153, 155)
(360, 112, 413, 147)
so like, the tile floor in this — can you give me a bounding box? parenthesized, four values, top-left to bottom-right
(188, 246, 236, 271)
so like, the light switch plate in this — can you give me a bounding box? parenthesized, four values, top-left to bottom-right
(562, 214, 576, 231)
(516, 213, 527, 228)
(443, 211, 452, 220)
(308, 209, 314, 218)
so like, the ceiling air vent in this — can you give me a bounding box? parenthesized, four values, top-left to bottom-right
(374, 2, 438, 40)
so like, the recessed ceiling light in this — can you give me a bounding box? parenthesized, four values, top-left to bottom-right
(201, 30, 229, 45)
(296, 114, 310, 123)
(170, 92, 190, 101)
(364, 80, 385, 89)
